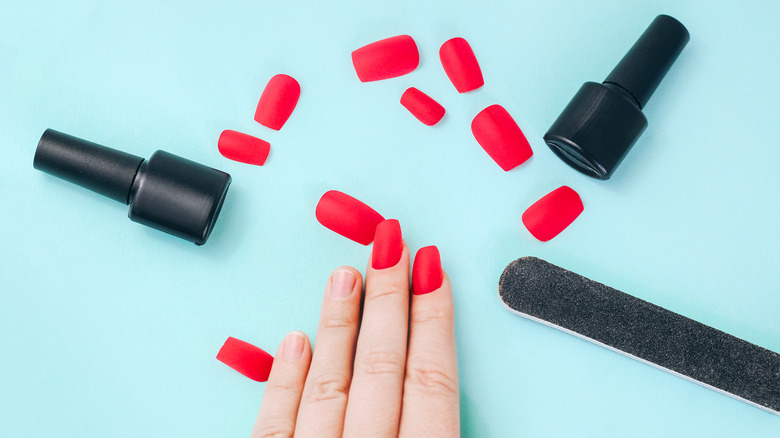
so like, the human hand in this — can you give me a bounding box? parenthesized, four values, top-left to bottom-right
(251, 219, 459, 437)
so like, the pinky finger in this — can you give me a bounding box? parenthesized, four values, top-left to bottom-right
(251, 331, 312, 438)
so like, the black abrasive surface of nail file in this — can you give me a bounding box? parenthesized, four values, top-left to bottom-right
(498, 256, 780, 415)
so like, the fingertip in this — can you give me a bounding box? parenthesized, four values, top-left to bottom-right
(412, 246, 443, 295)
(281, 330, 311, 362)
(331, 265, 362, 283)
(366, 239, 411, 273)
(440, 270, 452, 291)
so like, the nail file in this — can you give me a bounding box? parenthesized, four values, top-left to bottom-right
(498, 257, 780, 415)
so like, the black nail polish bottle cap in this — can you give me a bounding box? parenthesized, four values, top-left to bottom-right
(33, 129, 231, 245)
(544, 14, 689, 180)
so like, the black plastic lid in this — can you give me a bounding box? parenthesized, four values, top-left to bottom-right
(34, 129, 144, 204)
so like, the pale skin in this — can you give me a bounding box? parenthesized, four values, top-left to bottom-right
(251, 243, 459, 437)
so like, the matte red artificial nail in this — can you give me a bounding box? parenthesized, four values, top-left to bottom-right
(218, 130, 270, 166)
(471, 104, 533, 171)
(216, 337, 274, 382)
(372, 219, 403, 269)
(315, 190, 385, 245)
(522, 186, 584, 242)
(400, 87, 445, 126)
(440, 37, 484, 93)
(351, 35, 419, 82)
(413, 246, 443, 295)
(254, 74, 300, 131)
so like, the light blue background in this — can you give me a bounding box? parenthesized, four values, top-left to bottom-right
(1, 0, 779, 436)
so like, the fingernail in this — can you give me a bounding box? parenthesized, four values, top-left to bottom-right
(371, 219, 403, 269)
(331, 269, 357, 299)
(216, 336, 274, 382)
(522, 186, 584, 242)
(315, 190, 385, 245)
(412, 246, 443, 295)
(400, 87, 445, 126)
(218, 130, 271, 166)
(471, 104, 533, 171)
(351, 35, 419, 82)
(283, 331, 306, 361)
(254, 74, 300, 131)
(440, 37, 484, 93)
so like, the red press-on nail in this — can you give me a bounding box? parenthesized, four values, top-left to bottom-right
(522, 186, 584, 242)
(351, 35, 419, 82)
(372, 219, 403, 269)
(316, 190, 385, 245)
(254, 74, 300, 131)
(413, 246, 443, 295)
(218, 130, 270, 166)
(440, 37, 484, 93)
(216, 337, 274, 382)
(400, 87, 445, 126)
(471, 104, 533, 171)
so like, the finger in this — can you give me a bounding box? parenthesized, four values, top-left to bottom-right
(251, 331, 312, 438)
(295, 267, 363, 438)
(343, 220, 409, 438)
(399, 249, 459, 438)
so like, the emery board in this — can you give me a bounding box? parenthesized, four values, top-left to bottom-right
(498, 256, 780, 415)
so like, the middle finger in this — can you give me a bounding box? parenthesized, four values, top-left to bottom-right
(343, 219, 410, 438)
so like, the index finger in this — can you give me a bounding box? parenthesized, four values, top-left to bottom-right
(399, 247, 459, 437)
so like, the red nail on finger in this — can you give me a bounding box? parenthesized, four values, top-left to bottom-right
(522, 186, 584, 242)
(218, 130, 270, 166)
(254, 74, 300, 131)
(440, 37, 484, 93)
(400, 87, 445, 126)
(351, 35, 419, 82)
(471, 104, 533, 171)
(216, 337, 274, 382)
(413, 246, 443, 295)
(315, 190, 385, 245)
(372, 219, 403, 269)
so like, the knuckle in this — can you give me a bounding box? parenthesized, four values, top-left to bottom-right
(367, 284, 407, 302)
(307, 372, 350, 403)
(319, 313, 357, 331)
(252, 420, 294, 438)
(266, 379, 300, 395)
(405, 363, 459, 397)
(411, 306, 448, 325)
(358, 348, 405, 376)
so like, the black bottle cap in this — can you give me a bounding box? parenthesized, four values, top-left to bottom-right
(544, 14, 689, 180)
(34, 129, 145, 204)
(33, 129, 231, 245)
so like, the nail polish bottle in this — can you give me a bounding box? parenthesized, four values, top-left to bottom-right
(33, 129, 231, 245)
(544, 14, 689, 180)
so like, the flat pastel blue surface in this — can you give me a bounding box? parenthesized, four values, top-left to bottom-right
(2, 1, 779, 436)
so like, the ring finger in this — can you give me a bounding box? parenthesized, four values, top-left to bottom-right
(294, 267, 363, 437)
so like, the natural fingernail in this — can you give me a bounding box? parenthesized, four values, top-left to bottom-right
(412, 246, 443, 295)
(283, 331, 306, 361)
(372, 219, 403, 269)
(331, 269, 357, 299)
